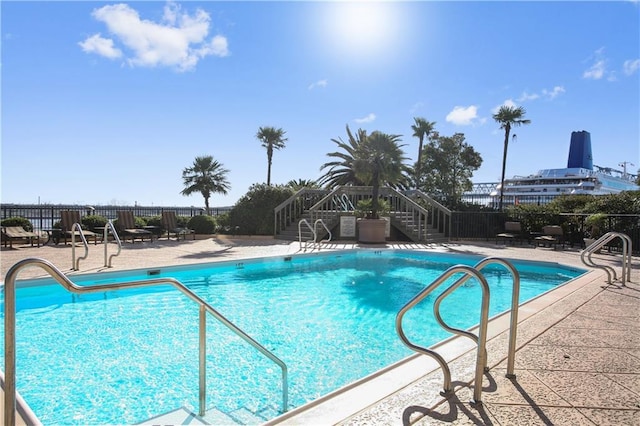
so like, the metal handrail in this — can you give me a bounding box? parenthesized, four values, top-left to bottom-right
(3, 258, 289, 426)
(70, 222, 89, 271)
(314, 219, 332, 245)
(298, 219, 316, 250)
(103, 220, 122, 267)
(396, 265, 490, 403)
(581, 231, 632, 285)
(433, 257, 520, 377)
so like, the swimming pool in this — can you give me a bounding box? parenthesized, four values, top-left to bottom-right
(2, 249, 585, 425)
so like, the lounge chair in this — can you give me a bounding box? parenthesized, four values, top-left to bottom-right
(116, 211, 153, 243)
(535, 225, 565, 249)
(161, 211, 195, 240)
(496, 221, 525, 245)
(1, 226, 41, 248)
(59, 211, 98, 245)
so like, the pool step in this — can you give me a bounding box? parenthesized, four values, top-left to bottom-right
(139, 404, 277, 426)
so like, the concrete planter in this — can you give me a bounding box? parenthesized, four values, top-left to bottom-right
(357, 219, 387, 243)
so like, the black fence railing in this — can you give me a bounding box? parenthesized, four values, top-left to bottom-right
(451, 211, 640, 254)
(1, 204, 232, 231)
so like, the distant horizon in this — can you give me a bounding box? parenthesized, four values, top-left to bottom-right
(3, 1, 638, 206)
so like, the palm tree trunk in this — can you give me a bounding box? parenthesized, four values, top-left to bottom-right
(498, 125, 511, 211)
(416, 136, 424, 188)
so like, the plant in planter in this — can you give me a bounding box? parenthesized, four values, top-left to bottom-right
(583, 212, 607, 248)
(352, 130, 408, 243)
(584, 213, 607, 238)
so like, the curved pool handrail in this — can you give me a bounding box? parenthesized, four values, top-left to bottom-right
(580, 231, 632, 285)
(103, 220, 122, 267)
(298, 218, 316, 250)
(396, 264, 490, 403)
(314, 219, 332, 246)
(433, 257, 520, 377)
(70, 222, 89, 271)
(4, 258, 289, 426)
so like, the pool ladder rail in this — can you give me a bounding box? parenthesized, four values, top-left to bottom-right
(580, 231, 632, 285)
(298, 218, 332, 251)
(396, 257, 520, 405)
(3, 258, 289, 426)
(69, 220, 123, 270)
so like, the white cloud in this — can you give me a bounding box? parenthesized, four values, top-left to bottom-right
(583, 47, 608, 80)
(516, 86, 565, 103)
(409, 101, 424, 114)
(542, 86, 565, 99)
(78, 33, 122, 59)
(583, 59, 606, 79)
(354, 113, 376, 124)
(445, 105, 479, 126)
(491, 99, 517, 115)
(80, 2, 228, 72)
(308, 79, 328, 90)
(623, 59, 640, 75)
(517, 91, 540, 102)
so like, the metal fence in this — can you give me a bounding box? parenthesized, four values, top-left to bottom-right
(1, 204, 232, 231)
(450, 211, 640, 254)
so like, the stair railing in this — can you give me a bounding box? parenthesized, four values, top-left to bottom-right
(4, 258, 289, 426)
(70, 222, 89, 271)
(103, 220, 122, 267)
(403, 189, 452, 237)
(580, 231, 632, 285)
(274, 189, 330, 237)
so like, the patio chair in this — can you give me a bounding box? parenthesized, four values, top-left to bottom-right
(116, 211, 153, 243)
(1, 226, 41, 248)
(161, 211, 195, 241)
(496, 221, 525, 245)
(534, 225, 565, 249)
(60, 210, 98, 245)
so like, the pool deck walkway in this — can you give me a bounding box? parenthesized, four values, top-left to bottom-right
(1, 236, 638, 425)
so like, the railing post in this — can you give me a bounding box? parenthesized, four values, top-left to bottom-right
(199, 305, 207, 416)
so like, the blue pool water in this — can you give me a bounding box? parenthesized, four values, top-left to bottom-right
(1, 250, 585, 425)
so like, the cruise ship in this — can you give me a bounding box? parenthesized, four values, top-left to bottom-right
(466, 131, 638, 206)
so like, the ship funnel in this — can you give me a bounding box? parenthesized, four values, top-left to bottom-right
(567, 131, 593, 170)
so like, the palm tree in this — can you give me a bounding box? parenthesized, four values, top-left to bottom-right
(256, 126, 287, 185)
(492, 105, 531, 210)
(318, 125, 369, 188)
(181, 155, 231, 215)
(353, 131, 408, 218)
(411, 117, 436, 188)
(286, 178, 319, 191)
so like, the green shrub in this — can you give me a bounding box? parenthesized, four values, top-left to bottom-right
(1, 217, 33, 231)
(81, 215, 108, 231)
(227, 183, 295, 235)
(188, 215, 216, 234)
(146, 215, 162, 227)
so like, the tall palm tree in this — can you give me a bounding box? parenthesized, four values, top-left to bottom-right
(492, 105, 531, 210)
(318, 125, 368, 188)
(353, 131, 408, 218)
(411, 117, 436, 188)
(256, 126, 287, 185)
(181, 155, 231, 215)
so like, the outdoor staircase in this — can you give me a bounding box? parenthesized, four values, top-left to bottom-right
(274, 187, 451, 243)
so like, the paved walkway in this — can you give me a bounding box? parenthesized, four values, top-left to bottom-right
(1, 236, 638, 425)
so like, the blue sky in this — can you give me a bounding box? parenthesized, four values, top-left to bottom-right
(2, 1, 639, 207)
